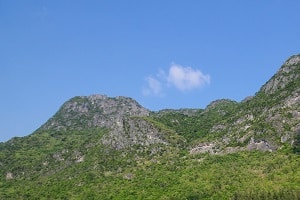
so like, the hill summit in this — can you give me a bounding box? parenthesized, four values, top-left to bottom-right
(40, 94, 150, 131)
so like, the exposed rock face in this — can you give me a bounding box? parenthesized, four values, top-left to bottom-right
(40, 94, 150, 131)
(247, 138, 274, 152)
(190, 143, 217, 154)
(285, 55, 300, 66)
(189, 54, 300, 155)
(39, 94, 171, 150)
(260, 54, 300, 94)
(6, 172, 13, 180)
(101, 117, 168, 150)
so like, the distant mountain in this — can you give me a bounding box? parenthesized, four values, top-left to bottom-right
(0, 54, 299, 199)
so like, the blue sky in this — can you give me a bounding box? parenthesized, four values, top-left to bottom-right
(1, 0, 300, 142)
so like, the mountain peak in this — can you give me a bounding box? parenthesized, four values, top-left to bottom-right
(284, 54, 300, 66)
(205, 99, 237, 110)
(260, 54, 300, 94)
(39, 94, 150, 131)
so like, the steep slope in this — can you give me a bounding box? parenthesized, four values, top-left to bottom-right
(39, 94, 150, 131)
(261, 54, 300, 94)
(189, 54, 300, 154)
(0, 94, 183, 182)
(36, 94, 184, 150)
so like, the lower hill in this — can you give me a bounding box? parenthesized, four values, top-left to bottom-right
(0, 54, 300, 199)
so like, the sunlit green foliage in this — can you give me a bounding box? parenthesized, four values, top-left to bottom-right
(1, 149, 299, 199)
(149, 100, 238, 143)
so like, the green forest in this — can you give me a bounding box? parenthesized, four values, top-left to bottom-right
(1, 146, 299, 199)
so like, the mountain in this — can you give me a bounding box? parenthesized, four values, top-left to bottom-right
(188, 55, 300, 154)
(36, 94, 183, 151)
(0, 54, 300, 199)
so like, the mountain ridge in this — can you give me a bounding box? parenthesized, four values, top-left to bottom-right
(30, 53, 300, 156)
(3, 54, 300, 155)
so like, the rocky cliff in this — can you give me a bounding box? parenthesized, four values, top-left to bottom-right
(40, 94, 150, 131)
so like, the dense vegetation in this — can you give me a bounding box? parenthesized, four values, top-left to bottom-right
(1, 144, 299, 199)
(1, 116, 299, 199)
(150, 100, 238, 143)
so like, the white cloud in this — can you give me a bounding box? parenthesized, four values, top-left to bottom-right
(143, 63, 210, 96)
(167, 64, 210, 91)
(142, 76, 163, 96)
